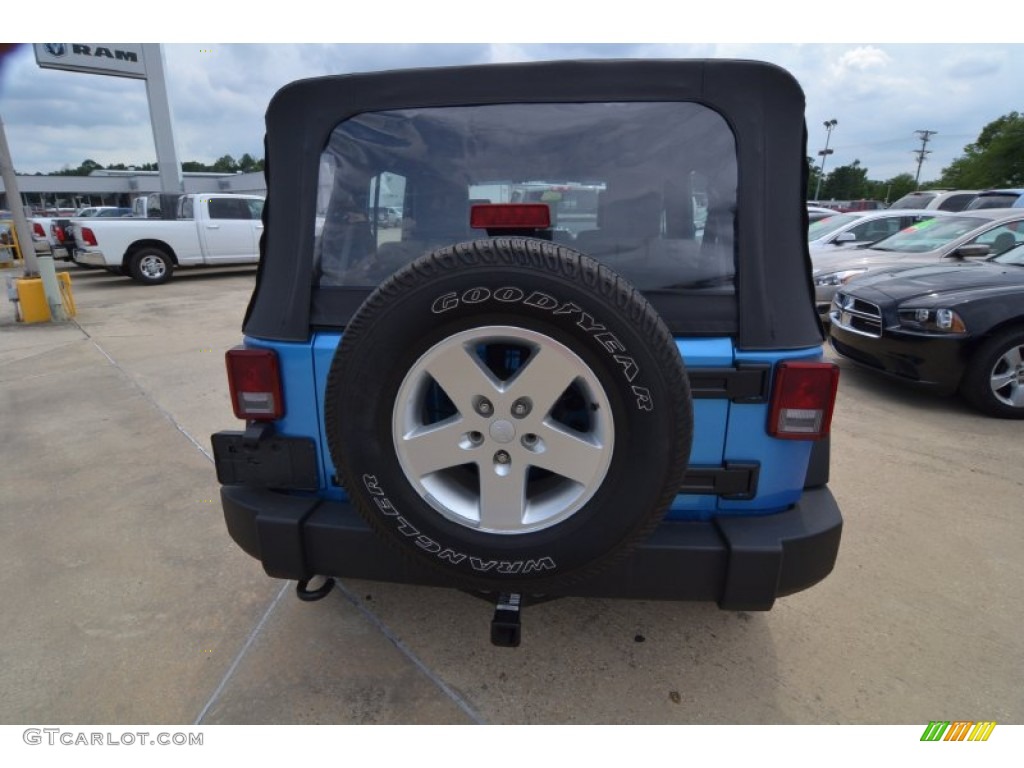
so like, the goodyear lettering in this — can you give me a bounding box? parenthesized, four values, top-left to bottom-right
(493, 286, 525, 303)
(632, 386, 654, 411)
(594, 331, 626, 355)
(428, 286, 655, 411)
(523, 291, 560, 311)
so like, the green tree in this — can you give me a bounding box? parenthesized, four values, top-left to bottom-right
(237, 153, 263, 173)
(940, 112, 1024, 188)
(821, 160, 869, 200)
(867, 173, 916, 204)
(212, 154, 239, 173)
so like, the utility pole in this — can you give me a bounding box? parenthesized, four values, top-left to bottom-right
(913, 130, 937, 189)
(814, 119, 838, 202)
(0, 114, 68, 321)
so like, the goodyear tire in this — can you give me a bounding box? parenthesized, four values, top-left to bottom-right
(325, 238, 693, 591)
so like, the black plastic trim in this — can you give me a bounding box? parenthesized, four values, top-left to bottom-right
(688, 364, 770, 402)
(681, 462, 760, 499)
(220, 485, 841, 609)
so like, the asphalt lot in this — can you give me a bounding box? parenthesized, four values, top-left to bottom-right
(1, 262, 1021, 725)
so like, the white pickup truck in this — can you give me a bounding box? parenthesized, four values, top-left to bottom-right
(73, 193, 264, 284)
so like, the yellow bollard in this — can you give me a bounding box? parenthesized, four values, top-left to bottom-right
(13, 272, 76, 323)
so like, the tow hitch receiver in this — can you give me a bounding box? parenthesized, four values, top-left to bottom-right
(296, 576, 336, 602)
(491, 593, 523, 647)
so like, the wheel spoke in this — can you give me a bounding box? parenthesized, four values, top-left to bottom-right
(397, 418, 471, 477)
(504, 345, 580, 415)
(990, 369, 1018, 392)
(1002, 382, 1024, 407)
(999, 346, 1023, 370)
(477, 460, 530, 531)
(529, 421, 607, 486)
(424, 343, 500, 412)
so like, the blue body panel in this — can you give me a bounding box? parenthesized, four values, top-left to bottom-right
(246, 333, 826, 520)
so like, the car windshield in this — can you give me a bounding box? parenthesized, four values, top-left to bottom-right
(993, 244, 1024, 266)
(315, 101, 738, 293)
(867, 215, 989, 253)
(808, 213, 861, 239)
(888, 193, 935, 210)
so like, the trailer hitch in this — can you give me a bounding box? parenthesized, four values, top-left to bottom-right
(295, 576, 336, 602)
(490, 593, 522, 647)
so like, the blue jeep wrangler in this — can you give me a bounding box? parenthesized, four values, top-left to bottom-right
(213, 59, 842, 645)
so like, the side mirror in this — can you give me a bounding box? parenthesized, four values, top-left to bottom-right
(834, 231, 857, 243)
(952, 244, 990, 259)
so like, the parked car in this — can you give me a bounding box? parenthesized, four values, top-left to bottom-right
(807, 205, 838, 223)
(888, 189, 979, 212)
(808, 209, 950, 256)
(72, 193, 264, 284)
(211, 59, 843, 645)
(52, 208, 135, 258)
(964, 189, 1024, 210)
(812, 208, 1024, 320)
(829, 242, 1024, 418)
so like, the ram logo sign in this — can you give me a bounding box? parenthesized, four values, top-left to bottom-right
(33, 44, 147, 80)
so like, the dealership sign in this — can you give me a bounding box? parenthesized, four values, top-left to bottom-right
(33, 44, 147, 80)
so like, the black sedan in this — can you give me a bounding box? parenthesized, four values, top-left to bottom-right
(829, 243, 1024, 418)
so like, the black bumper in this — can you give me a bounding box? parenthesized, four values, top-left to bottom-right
(829, 325, 967, 395)
(220, 484, 842, 611)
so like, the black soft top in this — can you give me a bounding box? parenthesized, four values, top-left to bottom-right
(244, 58, 822, 350)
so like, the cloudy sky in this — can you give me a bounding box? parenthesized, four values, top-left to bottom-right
(0, 11, 1019, 190)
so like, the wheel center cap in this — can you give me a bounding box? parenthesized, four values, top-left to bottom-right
(489, 419, 516, 444)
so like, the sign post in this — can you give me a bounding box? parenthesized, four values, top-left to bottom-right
(33, 43, 183, 193)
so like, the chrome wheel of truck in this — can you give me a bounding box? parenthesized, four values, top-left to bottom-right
(128, 247, 174, 285)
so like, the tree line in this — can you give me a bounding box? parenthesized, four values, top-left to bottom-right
(811, 111, 1023, 202)
(37, 153, 264, 176)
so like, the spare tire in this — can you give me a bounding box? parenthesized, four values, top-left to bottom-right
(325, 238, 693, 591)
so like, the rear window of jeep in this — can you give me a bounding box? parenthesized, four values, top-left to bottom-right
(314, 101, 738, 295)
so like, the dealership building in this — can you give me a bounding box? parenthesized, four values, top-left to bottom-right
(0, 169, 266, 215)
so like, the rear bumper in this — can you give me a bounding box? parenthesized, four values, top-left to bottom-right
(220, 484, 842, 610)
(75, 249, 108, 266)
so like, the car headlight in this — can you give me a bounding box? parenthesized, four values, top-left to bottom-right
(897, 307, 967, 334)
(814, 268, 868, 287)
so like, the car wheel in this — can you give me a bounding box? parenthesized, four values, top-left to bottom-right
(324, 238, 693, 591)
(128, 247, 174, 285)
(960, 327, 1024, 418)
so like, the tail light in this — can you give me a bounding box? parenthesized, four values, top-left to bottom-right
(225, 346, 284, 420)
(52, 224, 65, 243)
(32, 222, 46, 238)
(470, 203, 551, 230)
(768, 361, 839, 440)
(80, 227, 98, 246)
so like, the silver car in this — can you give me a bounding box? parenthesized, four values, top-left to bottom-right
(808, 209, 951, 258)
(812, 208, 1024, 319)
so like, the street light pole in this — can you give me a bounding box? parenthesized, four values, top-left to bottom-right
(814, 119, 838, 202)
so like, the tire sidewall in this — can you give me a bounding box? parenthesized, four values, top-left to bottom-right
(326, 239, 693, 589)
(963, 328, 1024, 418)
(130, 248, 173, 285)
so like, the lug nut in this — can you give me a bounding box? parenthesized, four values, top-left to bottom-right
(475, 397, 493, 417)
(511, 397, 532, 418)
(494, 450, 510, 465)
(521, 433, 538, 448)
